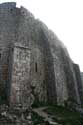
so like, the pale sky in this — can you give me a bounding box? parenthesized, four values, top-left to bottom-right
(0, 0, 83, 71)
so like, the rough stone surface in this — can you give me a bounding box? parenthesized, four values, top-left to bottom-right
(81, 72, 83, 87)
(73, 63, 83, 105)
(10, 44, 31, 108)
(0, 2, 82, 108)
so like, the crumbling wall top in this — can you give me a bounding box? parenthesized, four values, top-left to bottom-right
(0, 2, 16, 9)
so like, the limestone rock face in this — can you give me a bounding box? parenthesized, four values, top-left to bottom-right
(0, 2, 82, 107)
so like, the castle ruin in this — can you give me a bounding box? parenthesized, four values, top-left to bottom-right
(0, 2, 83, 108)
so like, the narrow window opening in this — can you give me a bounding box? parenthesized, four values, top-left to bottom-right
(10, 8, 13, 12)
(0, 53, 1, 59)
(35, 62, 38, 72)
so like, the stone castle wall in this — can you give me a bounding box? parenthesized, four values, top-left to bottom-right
(73, 63, 83, 104)
(0, 2, 82, 106)
(10, 44, 31, 107)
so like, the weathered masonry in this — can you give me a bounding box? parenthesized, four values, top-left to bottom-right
(10, 44, 31, 107)
(0, 2, 83, 107)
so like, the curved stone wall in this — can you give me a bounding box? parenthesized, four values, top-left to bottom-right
(0, 2, 82, 106)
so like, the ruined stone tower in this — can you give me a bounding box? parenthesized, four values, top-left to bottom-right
(0, 2, 83, 107)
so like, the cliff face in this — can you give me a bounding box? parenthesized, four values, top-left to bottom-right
(0, 2, 82, 107)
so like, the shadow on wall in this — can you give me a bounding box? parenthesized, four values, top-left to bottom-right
(39, 29, 57, 104)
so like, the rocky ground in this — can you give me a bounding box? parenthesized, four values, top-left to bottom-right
(0, 104, 59, 125)
(0, 103, 83, 125)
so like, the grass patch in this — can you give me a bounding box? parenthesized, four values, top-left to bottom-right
(32, 99, 48, 108)
(31, 111, 44, 125)
(44, 105, 83, 125)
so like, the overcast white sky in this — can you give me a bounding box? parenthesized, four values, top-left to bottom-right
(0, 0, 83, 71)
